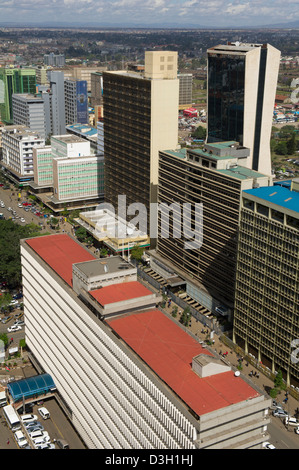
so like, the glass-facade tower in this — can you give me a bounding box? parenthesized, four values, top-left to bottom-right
(207, 55, 245, 144)
(0, 68, 36, 124)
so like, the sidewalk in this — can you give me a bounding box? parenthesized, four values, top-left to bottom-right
(162, 300, 299, 418)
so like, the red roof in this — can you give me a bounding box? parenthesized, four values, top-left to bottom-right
(108, 310, 259, 416)
(25, 234, 96, 286)
(90, 281, 153, 306)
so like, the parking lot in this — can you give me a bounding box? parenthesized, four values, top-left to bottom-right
(0, 396, 86, 449)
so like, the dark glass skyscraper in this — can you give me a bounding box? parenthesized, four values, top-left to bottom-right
(207, 43, 280, 176)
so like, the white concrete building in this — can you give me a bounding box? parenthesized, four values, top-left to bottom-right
(1, 125, 44, 182)
(12, 93, 47, 140)
(20, 233, 272, 449)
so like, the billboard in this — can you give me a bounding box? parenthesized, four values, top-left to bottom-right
(76, 80, 88, 124)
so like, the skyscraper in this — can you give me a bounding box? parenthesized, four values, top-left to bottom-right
(0, 68, 36, 124)
(207, 42, 280, 176)
(46, 71, 66, 136)
(103, 51, 179, 232)
(233, 181, 299, 388)
(64, 78, 88, 125)
(12, 93, 47, 140)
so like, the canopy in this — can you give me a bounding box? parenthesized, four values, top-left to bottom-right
(7, 373, 56, 402)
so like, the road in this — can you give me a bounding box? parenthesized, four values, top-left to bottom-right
(268, 417, 299, 449)
(0, 187, 46, 228)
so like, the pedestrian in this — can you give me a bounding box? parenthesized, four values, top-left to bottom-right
(7, 439, 9, 445)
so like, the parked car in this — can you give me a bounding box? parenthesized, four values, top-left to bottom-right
(295, 426, 299, 435)
(20, 218, 26, 223)
(14, 319, 25, 326)
(25, 422, 44, 432)
(7, 324, 22, 333)
(1, 315, 12, 324)
(20, 413, 38, 423)
(273, 409, 288, 418)
(14, 430, 28, 448)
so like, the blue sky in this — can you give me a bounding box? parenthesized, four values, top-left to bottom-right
(0, 0, 298, 27)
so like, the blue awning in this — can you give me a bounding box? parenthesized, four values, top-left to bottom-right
(7, 374, 56, 402)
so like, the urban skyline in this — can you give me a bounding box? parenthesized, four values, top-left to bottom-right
(0, 0, 298, 29)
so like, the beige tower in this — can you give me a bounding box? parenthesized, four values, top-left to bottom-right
(103, 51, 179, 232)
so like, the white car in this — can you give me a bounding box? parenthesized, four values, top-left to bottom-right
(295, 426, 299, 435)
(14, 430, 28, 448)
(263, 441, 276, 449)
(7, 324, 22, 333)
(18, 203, 23, 208)
(20, 218, 26, 223)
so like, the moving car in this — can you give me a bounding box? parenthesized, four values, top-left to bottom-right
(263, 441, 276, 449)
(38, 407, 50, 420)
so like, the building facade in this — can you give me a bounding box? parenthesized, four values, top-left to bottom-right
(90, 72, 103, 108)
(178, 73, 193, 109)
(0, 68, 36, 124)
(20, 233, 271, 449)
(64, 79, 88, 125)
(103, 51, 179, 232)
(47, 71, 66, 136)
(207, 42, 280, 176)
(12, 93, 47, 140)
(156, 142, 271, 311)
(233, 183, 299, 388)
(1, 125, 44, 184)
(44, 53, 65, 67)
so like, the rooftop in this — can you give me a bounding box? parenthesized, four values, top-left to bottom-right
(74, 257, 133, 278)
(108, 309, 260, 416)
(90, 281, 153, 306)
(25, 234, 96, 286)
(243, 185, 299, 214)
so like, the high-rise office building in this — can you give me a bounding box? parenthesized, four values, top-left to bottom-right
(233, 182, 299, 387)
(0, 68, 36, 124)
(12, 93, 47, 140)
(156, 142, 271, 311)
(46, 71, 66, 135)
(64, 78, 88, 125)
(20, 232, 271, 449)
(44, 53, 65, 67)
(90, 72, 103, 108)
(103, 51, 179, 231)
(178, 73, 193, 109)
(207, 42, 280, 176)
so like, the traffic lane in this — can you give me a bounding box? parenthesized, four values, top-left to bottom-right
(269, 416, 299, 449)
(30, 398, 86, 449)
(0, 189, 45, 226)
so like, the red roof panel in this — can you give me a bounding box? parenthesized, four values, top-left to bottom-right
(90, 281, 153, 305)
(108, 310, 260, 415)
(25, 234, 96, 286)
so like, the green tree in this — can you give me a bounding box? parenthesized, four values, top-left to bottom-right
(130, 245, 144, 262)
(0, 333, 8, 348)
(75, 227, 88, 242)
(274, 369, 286, 390)
(275, 141, 288, 155)
(287, 132, 296, 155)
(192, 125, 206, 140)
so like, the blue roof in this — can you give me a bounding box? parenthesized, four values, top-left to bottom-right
(7, 373, 56, 401)
(243, 185, 299, 214)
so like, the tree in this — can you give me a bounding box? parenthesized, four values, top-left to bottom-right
(75, 227, 88, 242)
(130, 245, 143, 262)
(274, 370, 286, 390)
(275, 141, 288, 155)
(287, 132, 296, 155)
(0, 333, 8, 349)
(192, 125, 206, 140)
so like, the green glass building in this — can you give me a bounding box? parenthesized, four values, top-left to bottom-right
(0, 68, 36, 123)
